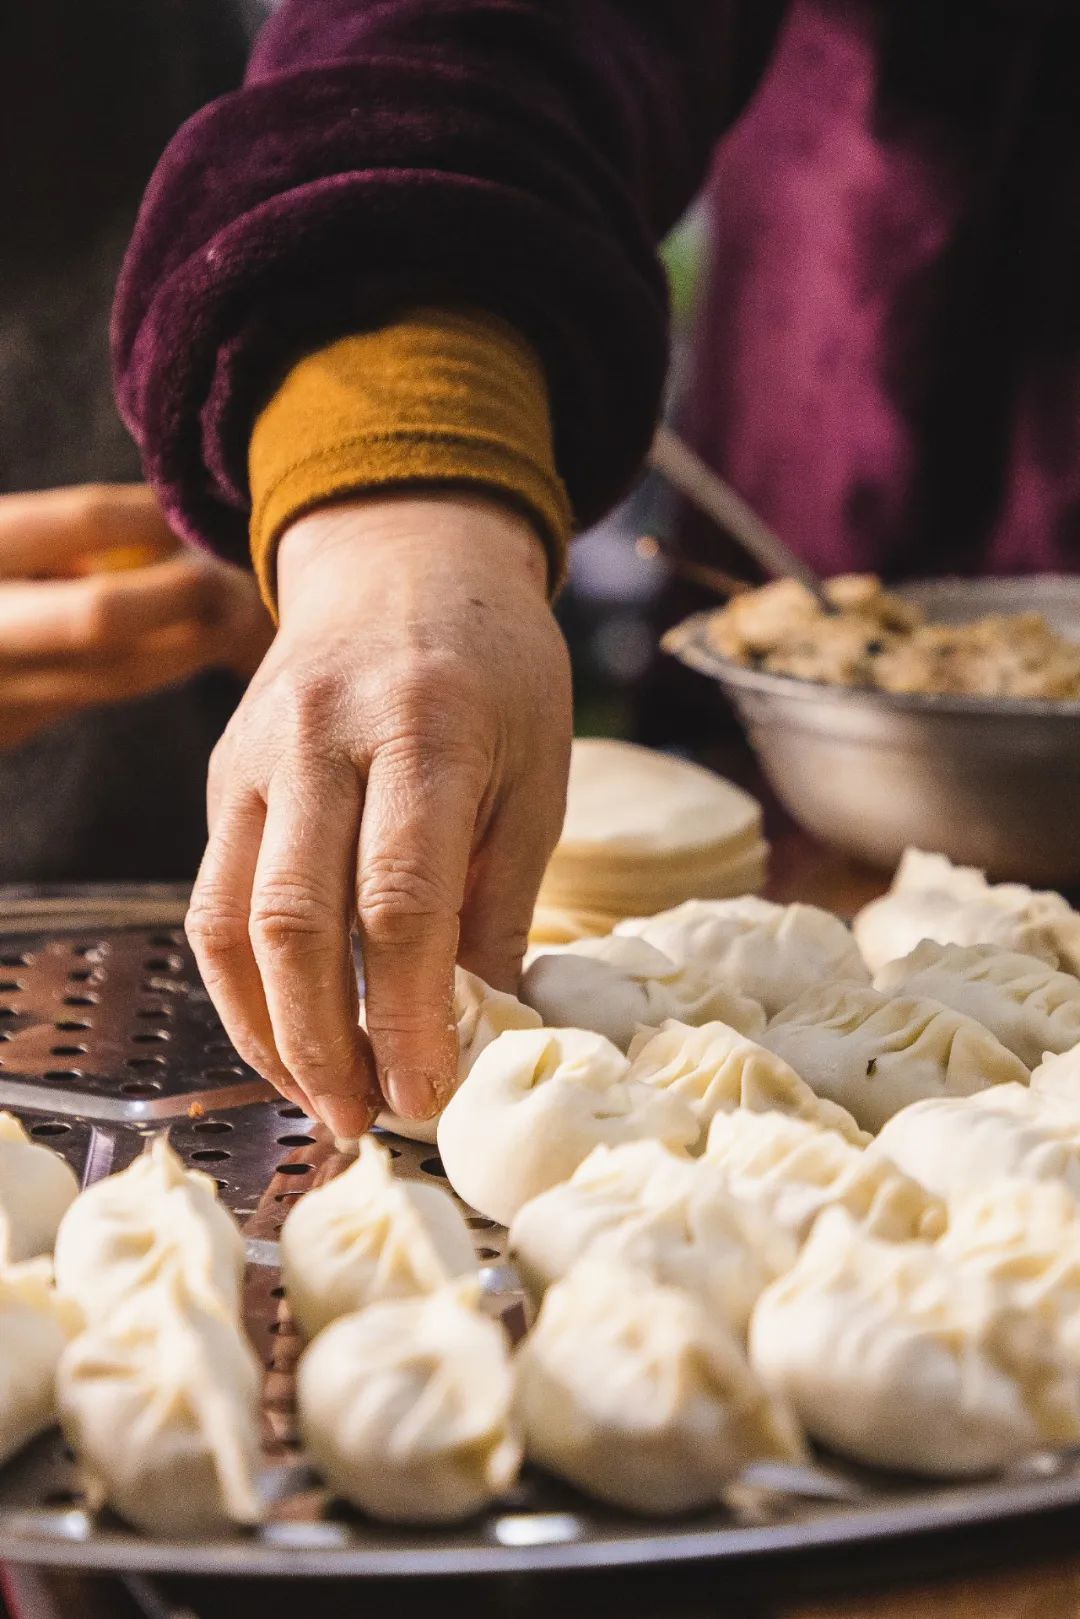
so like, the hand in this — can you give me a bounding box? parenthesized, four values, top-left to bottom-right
(0, 484, 273, 750)
(186, 495, 572, 1138)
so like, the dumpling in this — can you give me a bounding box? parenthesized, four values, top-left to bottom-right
(375, 967, 542, 1145)
(54, 1135, 245, 1323)
(0, 1112, 79, 1264)
(515, 1259, 804, 1513)
(520, 935, 764, 1050)
(871, 1086, 1080, 1204)
(749, 1211, 1080, 1476)
(874, 941, 1080, 1069)
(0, 1260, 82, 1466)
(57, 1269, 263, 1536)
(280, 1135, 476, 1341)
(626, 1020, 870, 1147)
(616, 897, 869, 1018)
(436, 1028, 698, 1226)
(763, 983, 1027, 1133)
(853, 848, 1074, 975)
(297, 1280, 520, 1523)
(1031, 1044, 1080, 1109)
(705, 1110, 944, 1243)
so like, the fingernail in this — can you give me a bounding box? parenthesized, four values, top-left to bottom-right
(320, 1095, 377, 1141)
(384, 1067, 444, 1121)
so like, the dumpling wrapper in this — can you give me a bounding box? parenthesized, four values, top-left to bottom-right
(871, 1085, 1080, 1204)
(626, 1019, 870, 1147)
(516, 1259, 803, 1513)
(437, 1028, 698, 1226)
(616, 897, 868, 1019)
(1031, 1044, 1080, 1110)
(705, 1109, 944, 1244)
(521, 935, 764, 1051)
(58, 1268, 263, 1537)
(763, 983, 1027, 1133)
(54, 1135, 245, 1324)
(0, 1112, 79, 1265)
(0, 1260, 82, 1466)
(875, 941, 1080, 1070)
(298, 1279, 520, 1523)
(280, 1135, 476, 1341)
(749, 1210, 1080, 1477)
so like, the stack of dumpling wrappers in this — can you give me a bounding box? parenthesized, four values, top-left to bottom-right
(530, 738, 769, 944)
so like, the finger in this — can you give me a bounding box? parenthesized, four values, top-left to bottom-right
(458, 780, 564, 994)
(0, 484, 176, 578)
(0, 556, 220, 660)
(0, 620, 219, 712)
(0, 704, 72, 753)
(249, 758, 379, 1141)
(357, 746, 484, 1121)
(186, 790, 313, 1115)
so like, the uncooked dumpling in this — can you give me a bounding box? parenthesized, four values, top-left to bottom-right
(0, 1260, 82, 1466)
(53, 1135, 245, 1323)
(58, 1269, 263, 1537)
(617, 897, 868, 1018)
(297, 1280, 520, 1523)
(436, 1028, 698, 1226)
(1031, 1044, 1080, 1109)
(280, 1135, 476, 1341)
(763, 983, 1027, 1132)
(626, 1019, 870, 1147)
(874, 941, 1080, 1069)
(705, 1109, 944, 1243)
(749, 1211, 1080, 1476)
(0, 1113, 79, 1265)
(515, 1259, 803, 1513)
(521, 935, 764, 1051)
(871, 1085, 1080, 1204)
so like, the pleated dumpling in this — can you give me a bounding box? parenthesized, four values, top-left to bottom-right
(0, 1113, 79, 1265)
(871, 1085, 1080, 1204)
(0, 1260, 82, 1466)
(297, 1280, 520, 1523)
(749, 1211, 1080, 1476)
(520, 935, 764, 1050)
(1031, 1044, 1080, 1108)
(875, 941, 1080, 1069)
(57, 1269, 263, 1537)
(763, 983, 1027, 1133)
(515, 1260, 804, 1513)
(616, 896, 869, 1018)
(280, 1135, 476, 1341)
(705, 1110, 944, 1243)
(436, 1028, 698, 1226)
(626, 1019, 870, 1147)
(53, 1135, 245, 1323)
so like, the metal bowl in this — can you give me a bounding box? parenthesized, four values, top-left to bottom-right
(666, 576, 1080, 885)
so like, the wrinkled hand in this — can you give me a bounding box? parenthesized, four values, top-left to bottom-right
(0, 484, 272, 750)
(187, 495, 572, 1138)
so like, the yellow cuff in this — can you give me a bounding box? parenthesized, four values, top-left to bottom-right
(248, 307, 572, 612)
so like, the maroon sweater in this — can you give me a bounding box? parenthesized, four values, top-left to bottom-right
(114, 0, 1080, 579)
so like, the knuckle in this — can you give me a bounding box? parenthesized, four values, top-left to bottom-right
(249, 878, 341, 956)
(185, 892, 251, 963)
(357, 855, 455, 946)
(276, 664, 345, 741)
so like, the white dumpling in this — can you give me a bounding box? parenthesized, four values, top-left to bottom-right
(705, 1110, 944, 1244)
(53, 1135, 245, 1324)
(520, 935, 764, 1051)
(515, 1259, 803, 1513)
(626, 1019, 870, 1147)
(616, 896, 869, 1018)
(871, 1085, 1080, 1204)
(57, 1269, 263, 1537)
(1031, 1044, 1080, 1109)
(0, 1260, 82, 1466)
(749, 1211, 1080, 1476)
(875, 941, 1080, 1069)
(853, 849, 1072, 975)
(0, 1113, 79, 1265)
(280, 1135, 476, 1341)
(436, 1028, 698, 1226)
(298, 1280, 520, 1523)
(763, 983, 1027, 1133)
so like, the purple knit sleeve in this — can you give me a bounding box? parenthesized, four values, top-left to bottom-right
(113, 0, 786, 560)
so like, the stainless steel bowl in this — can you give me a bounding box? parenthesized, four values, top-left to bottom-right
(666, 576, 1080, 884)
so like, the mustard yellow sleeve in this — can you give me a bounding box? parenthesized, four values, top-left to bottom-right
(248, 307, 572, 611)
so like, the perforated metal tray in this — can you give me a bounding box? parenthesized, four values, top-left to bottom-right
(3, 885, 1080, 1578)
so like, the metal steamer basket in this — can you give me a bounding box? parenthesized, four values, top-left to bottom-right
(4, 886, 1080, 1580)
